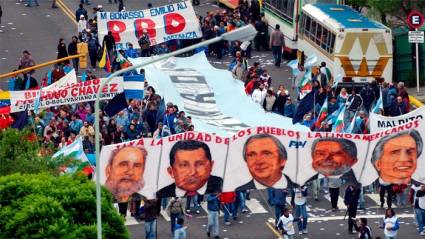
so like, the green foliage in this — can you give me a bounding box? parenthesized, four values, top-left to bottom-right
(0, 173, 129, 239)
(0, 128, 73, 176)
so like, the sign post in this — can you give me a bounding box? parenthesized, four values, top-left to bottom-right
(407, 11, 424, 95)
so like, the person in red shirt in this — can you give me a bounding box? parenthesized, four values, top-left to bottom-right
(219, 191, 237, 225)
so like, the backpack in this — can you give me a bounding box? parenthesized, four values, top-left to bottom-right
(169, 200, 182, 214)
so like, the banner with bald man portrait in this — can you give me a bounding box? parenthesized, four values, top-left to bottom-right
(99, 119, 425, 200)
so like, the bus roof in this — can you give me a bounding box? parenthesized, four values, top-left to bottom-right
(303, 4, 388, 30)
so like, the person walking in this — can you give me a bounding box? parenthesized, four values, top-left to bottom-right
(144, 199, 160, 239)
(411, 184, 425, 236)
(277, 208, 298, 239)
(344, 184, 361, 234)
(269, 24, 285, 67)
(167, 197, 185, 235)
(380, 208, 399, 239)
(68, 36, 79, 74)
(328, 177, 342, 211)
(293, 185, 308, 235)
(173, 218, 187, 239)
(207, 192, 220, 239)
(379, 181, 393, 209)
(219, 191, 237, 226)
(57, 38, 70, 65)
(271, 188, 287, 226)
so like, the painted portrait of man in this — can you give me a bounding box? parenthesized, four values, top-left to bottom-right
(105, 146, 147, 202)
(371, 130, 423, 184)
(236, 134, 287, 191)
(311, 138, 358, 177)
(156, 140, 223, 198)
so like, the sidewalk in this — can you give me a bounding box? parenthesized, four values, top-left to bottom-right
(406, 87, 425, 104)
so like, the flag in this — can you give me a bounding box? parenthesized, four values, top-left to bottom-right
(104, 51, 111, 73)
(11, 111, 28, 129)
(47, 70, 53, 86)
(314, 98, 328, 128)
(332, 105, 346, 132)
(63, 65, 73, 74)
(372, 87, 383, 114)
(332, 74, 343, 89)
(123, 74, 144, 100)
(0, 91, 11, 114)
(33, 87, 42, 115)
(104, 92, 128, 117)
(345, 111, 358, 133)
(116, 51, 131, 69)
(304, 54, 318, 68)
(98, 46, 107, 68)
(299, 70, 312, 94)
(292, 90, 316, 124)
(81, 71, 87, 82)
(52, 137, 94, 176)
(287, 59, 299, 76)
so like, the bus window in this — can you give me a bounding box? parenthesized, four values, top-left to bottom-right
(321, 28, 328, 50)
(316, 25, 322, 45)
(264, 0, 295, 23)
(330, 34, 336, 53)
(305, 16, 311, 34)
(311, 21, 317, 41)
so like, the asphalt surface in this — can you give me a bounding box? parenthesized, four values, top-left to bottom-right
(0, 1, 422, 239)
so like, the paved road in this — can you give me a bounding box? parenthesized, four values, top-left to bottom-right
(125, 188, 420, 239)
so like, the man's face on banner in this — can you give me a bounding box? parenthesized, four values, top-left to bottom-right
(167, 148, 213, 192)
(245, 137, 285, 187)
(375, 134, 417, 184)
(105, 147, 146, 200)
(312, 141, 356, 176)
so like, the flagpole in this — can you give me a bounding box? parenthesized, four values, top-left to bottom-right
(94, 25, 257, 239)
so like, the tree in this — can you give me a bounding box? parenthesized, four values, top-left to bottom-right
(0, 173, 129, 239)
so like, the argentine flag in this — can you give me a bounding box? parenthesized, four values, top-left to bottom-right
(123, 74, 145, 100)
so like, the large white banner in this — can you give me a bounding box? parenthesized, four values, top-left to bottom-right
(100, 119, 425, 200)
(369, 106, 425, 132)
(97, 1, 202, 50)
(7, 77, 123, 113)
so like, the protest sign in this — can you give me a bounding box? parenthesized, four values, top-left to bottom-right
(99, 119, 425, 200)
(97, 1, 202, 50)
(369, 106, 425, 132)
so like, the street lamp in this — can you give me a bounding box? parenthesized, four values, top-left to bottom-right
(93, 24, 257, 239)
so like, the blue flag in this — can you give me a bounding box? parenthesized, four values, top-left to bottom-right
(104, 92, 128, 117)
(292, 90, 316, 124)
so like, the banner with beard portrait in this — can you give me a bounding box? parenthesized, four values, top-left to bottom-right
(99, 138, 161, 201)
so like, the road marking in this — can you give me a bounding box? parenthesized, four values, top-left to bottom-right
(160, 209, 171, 222)
(367, 193, 381, 206)
(265, 221, 283, 239)
(56, 0, 77, 26)
(245, 198, 268, 214)
(323, 194, 347, 210)
(309, 213, 414, 222)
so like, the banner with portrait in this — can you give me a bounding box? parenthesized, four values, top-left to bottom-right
(99, 119, 425, 200)
(369, 106, 425, 132)
(96, 1, 202, 50)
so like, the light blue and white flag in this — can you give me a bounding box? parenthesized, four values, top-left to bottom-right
(332, 74, 343, 89)
(304, 54, 318, 68)
(287, 59, 299, 76)
(123, 74, 144, 100)
(372, 87, 383, 114)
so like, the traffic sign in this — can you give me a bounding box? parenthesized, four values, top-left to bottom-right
(409, 31, 424, 43)
(407, 11, 424, 29)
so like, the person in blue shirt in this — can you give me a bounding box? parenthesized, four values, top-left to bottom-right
(284, 97, 296, 118)
(69, 114, 83, 133)
(85, 106, 95, 125)
(163, 105, 176, 134)
(124, 43, 139, 58)
(207, 192, 220, 239)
